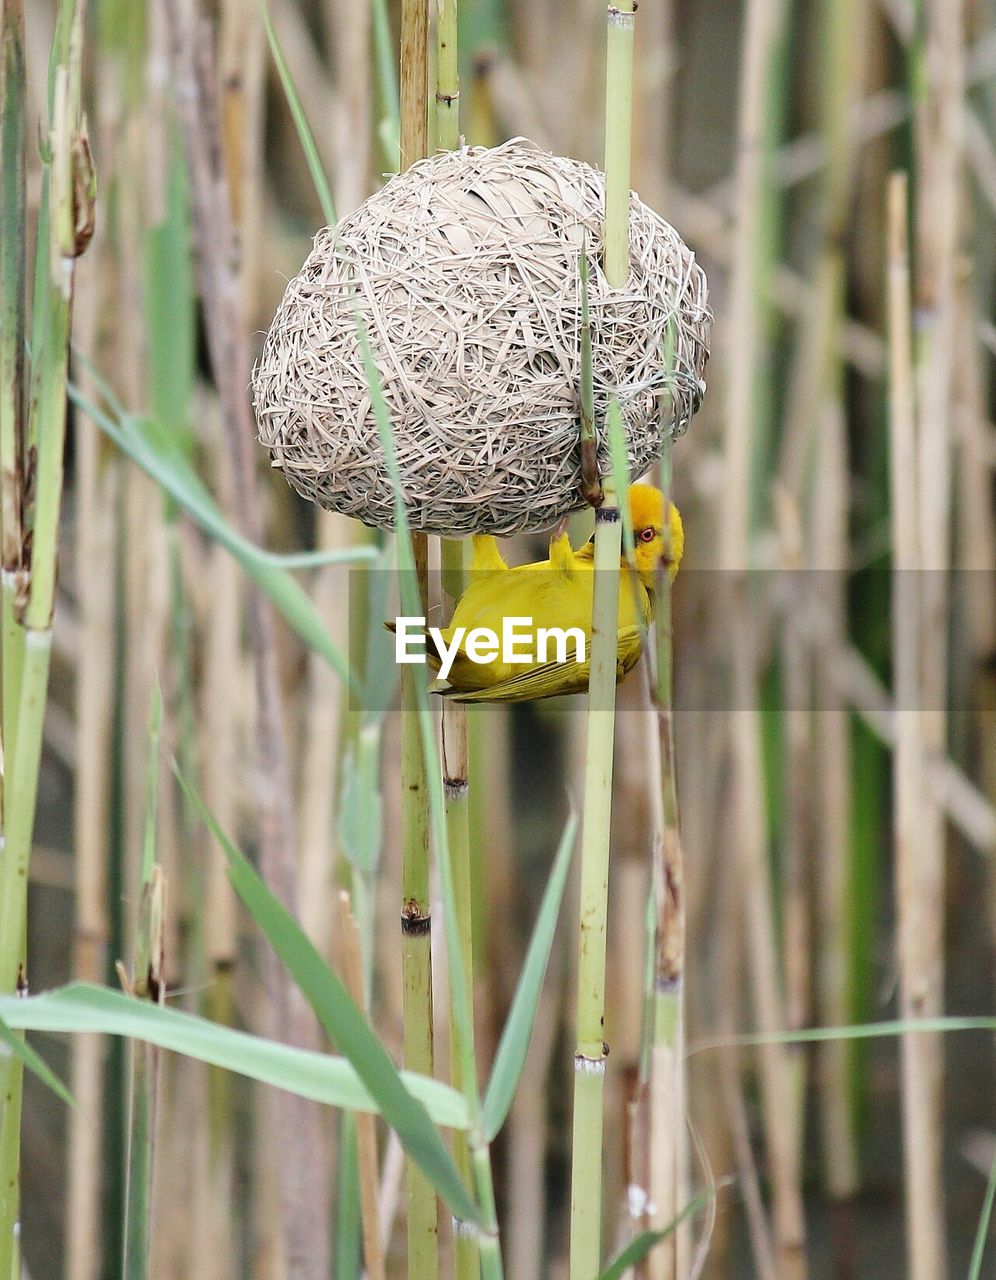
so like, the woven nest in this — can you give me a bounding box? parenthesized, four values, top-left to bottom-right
(253, 138, 711, 536)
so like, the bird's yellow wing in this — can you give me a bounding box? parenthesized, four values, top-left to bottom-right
(469, 534, 509, 582)
(548, 530, 577, 577)
(437, 626, 646, 702)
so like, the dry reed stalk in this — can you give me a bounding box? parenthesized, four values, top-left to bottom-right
(63, 21, 125, 1255)
(195, 427, 241, 1280)
(909, 21, 965, 1268)
(328, 0, 372, 212)
(886, 168, 947, 1280)
(910, 2, 964, 1186)
(812, 403, 860, 1219)
(722, 0, 807, 1274)
(906, 40, 963, 1274)
(163, 4, 330, 1275)
(297, 523, 348, 954)
(199, 6, 260, 1267)
(66, 319, 117, 1280)
(338, 892, 387, 1280)
(773, 490, 811, 1175)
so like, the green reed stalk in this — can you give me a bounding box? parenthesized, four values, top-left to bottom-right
(120, 689, 165, 1280)
(805, 0, 860, 1223)
(121, 865, 166, 1280)
(0, 0, 25, 775)
(434, 7, 480, 1277)
(0, 8, 26, 1271)
(645, 424, 685, 1280)
(397, 5, 438, 1277)
(568, 7, 633, 1276)
(436, 0, 459, 153)
(0, 6, 92, 1276)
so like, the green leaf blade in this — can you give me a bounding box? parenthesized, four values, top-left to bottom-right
(176, 768, 484, 1226)
(482, 813, 577, 1142)
(596, 1189, 718, 1280)
(0, 1012, 74, 1107)
(0, 984, 467, 1127)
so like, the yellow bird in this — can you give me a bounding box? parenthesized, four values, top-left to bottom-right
(422, 483, 683, 703)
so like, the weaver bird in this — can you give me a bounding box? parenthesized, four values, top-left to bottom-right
(394, 483, 682, 703)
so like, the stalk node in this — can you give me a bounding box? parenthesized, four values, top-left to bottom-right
(401, 901, 432, 936)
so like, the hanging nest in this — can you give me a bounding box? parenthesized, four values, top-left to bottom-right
(252, 138, 711, 537)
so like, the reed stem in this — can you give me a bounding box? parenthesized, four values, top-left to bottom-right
(887, 167, 947, 1280)
(0, 6, 92, 1275)
(0, 0, 25, 783)
(398, 5, 437, 1276)
(435, 0, 459, 153)
(568, 9, 633, 1275)
(339, 892, 387, 1280)
(645, 435, 685, 1280)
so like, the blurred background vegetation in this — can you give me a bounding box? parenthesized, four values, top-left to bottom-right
(6, 0, 996, 1277)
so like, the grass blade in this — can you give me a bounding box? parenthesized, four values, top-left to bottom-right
(968, 1146, 996, 1280)
(0, 1013, 73, 1106)
(482, 813, 577, 1141)
(595, 1187, 720, 1280)
(175, 767, 483, 1225)
(691, 1016, 996, 1054)
(0, 985, 468, 1128)
(255, 0, 336, 225)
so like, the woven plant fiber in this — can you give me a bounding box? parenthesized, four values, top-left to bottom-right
(253, 138, 710, 536)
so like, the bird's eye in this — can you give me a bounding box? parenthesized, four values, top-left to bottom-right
(639, 527, 656, 543)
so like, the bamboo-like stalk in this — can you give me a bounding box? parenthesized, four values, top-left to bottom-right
(904, 5, 963, 1273)
(568, 8, 632, 1276)
(435, 0, 459, 153)
(433, 8, 479, 1278)
(886, 168, 947, 1280)
(774, 489, 811, 1180)
(645, 439, 685, 1280)
(723, 0, 806, 1274)
(0, 7, 92, 1276)
(0, 0, 25, 777)
(120, 841, 167, 1280)
(0, 5, 27, 1274)
(397, 5, 437, 1276)
(67, 233, 117, 1280)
